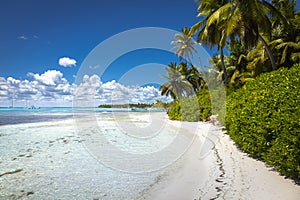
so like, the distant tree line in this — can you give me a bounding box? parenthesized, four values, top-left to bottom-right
(98, 103, 153, 108)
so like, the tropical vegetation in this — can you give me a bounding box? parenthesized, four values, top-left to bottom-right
(159, 0, 300, 180)
(225, 64, 300, 179)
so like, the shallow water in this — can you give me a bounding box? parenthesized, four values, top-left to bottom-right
(0, 107, 128, 125)
(0, 108, 196, 199)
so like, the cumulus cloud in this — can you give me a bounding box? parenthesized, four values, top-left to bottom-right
(0, 70, 74, 107)
(28, 70, 67, 86)
(58, 57, 77, 67)
(0, 70, 170, 107)
(74, 75, 101, 98)
(97, 80, 169, 105)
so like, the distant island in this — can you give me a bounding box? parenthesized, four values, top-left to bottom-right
(98, 100, 170, 109)
(98, 103, 153, 109)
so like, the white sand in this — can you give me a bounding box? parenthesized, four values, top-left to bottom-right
(140, 119, 300, 200)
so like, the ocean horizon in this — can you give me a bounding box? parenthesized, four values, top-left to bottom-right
(0, 107, 164, 126)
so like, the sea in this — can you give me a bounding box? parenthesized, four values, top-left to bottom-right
(0, 107, 140, 125)
(0, 107, 195, 199)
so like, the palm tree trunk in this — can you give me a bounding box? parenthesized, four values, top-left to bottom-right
(196, 80, 200, 92)
(257, 34, 277, 70)
(220, 48, 229, 85)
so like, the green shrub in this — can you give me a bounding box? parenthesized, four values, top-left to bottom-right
(196, 89, 212, 121)
(167, 89, 212, 122)
(168, 101, 181, 120)
(225, 63, 300, 179)
(181, 97, 201, 121)
(209, 89, 227, 125)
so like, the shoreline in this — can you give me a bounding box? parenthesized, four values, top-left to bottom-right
(1, 112, 299, 199)
(139, 118, 300, 200)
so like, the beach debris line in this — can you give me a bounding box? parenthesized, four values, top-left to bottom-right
(0, 168, 23, 177)
(210, 148, 226, 200)
(8, 190, 34, 199)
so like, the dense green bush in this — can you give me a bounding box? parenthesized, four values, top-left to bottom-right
(167, 89, 212, 121)
(181, 97, 201, 121)
(225, 64, 300, 179)
(168, 101, 181, 120)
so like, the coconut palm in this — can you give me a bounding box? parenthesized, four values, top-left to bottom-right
(192, 0, 286, 72)
(171, 27, 198, 62)
(177, 62, 190, 77)
(274, 40, 300, 64)
(160, 63, 194, 100)
(171, 28, 208, 91)
(190, 0, 230, 84)
(239, 0, 299, 70)
(270, 0, 300, 66)
(225, 0, 285, 70)
(187, 65, 206, 92)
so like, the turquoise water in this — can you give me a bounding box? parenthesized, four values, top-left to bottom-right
(0, 107, 157, 125)
(0, 108, 194, 199)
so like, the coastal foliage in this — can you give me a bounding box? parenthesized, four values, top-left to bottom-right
(161, 0, 300, 181)
(189, 0, 299, 90)
(167, 89, 212, 122)
(225, 64, 300, 179)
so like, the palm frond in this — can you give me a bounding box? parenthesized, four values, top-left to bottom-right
(291, 52, 300, 61)
(238, 54, 247, 64)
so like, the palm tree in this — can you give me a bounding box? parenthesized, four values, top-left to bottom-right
(192, 0, 286, 71)
(177, 62, 189, 76)
(190, 0, 230, 84)
(160, 63, 194, 100)
(238, 0, 299, 70)
(171, 26, 211, 90)
(187, 65, 206, 92)
(273, 39, 300, 64)
(171, 27, 198, 62)
(270, 0, 300, 66)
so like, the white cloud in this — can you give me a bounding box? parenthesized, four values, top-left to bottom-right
(0, 70, 74, 107)
(28, 70, 67, 86)
(97, 80, 170, 105)
(74, 75, 102, 98)
(58, 57, 77, 67)
(72, 75, 102, 107)
(0, 70, 170, 107)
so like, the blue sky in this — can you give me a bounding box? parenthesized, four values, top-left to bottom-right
(0, 0, 199, 82)
(1, 0, 298, 107)
(0, 0, 204, 107)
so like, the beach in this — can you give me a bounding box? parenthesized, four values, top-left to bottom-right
(140, 118, 300, 200)
(0, 110, 299, 199)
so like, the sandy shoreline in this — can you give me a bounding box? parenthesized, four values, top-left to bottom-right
(140, 119, 300, 200)
(1, 112, 299, 199)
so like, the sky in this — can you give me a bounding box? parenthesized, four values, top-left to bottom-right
(0, 0, 204, 107)
(1, 0, 298, 107)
